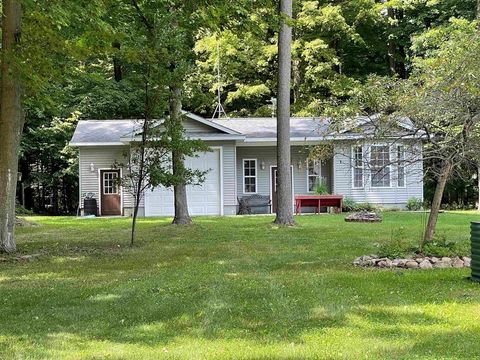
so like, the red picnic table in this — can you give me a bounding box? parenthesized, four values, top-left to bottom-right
(295, 195, 344, 215)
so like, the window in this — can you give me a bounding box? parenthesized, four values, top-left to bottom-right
(352, 146, 364, 188)
(397, 145, 405, 187)
(371, 145, 391, 187)
(243, 159, 257, 193)
(103, 171, 119, 194)
(308, 160, 322, 192)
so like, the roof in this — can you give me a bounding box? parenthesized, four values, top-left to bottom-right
(212, 117, 330, 139)
(69, 119, 141, 146)
(70, 113, 420, 146)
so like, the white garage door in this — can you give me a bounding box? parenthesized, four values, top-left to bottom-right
(144, 149, 222, 216)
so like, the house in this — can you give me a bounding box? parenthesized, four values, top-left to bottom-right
(69, 113, 424, 217)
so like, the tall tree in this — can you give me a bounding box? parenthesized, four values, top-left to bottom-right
(275, 0, 295, 226)
(0, 0, 24, 253)
(169, 85, 192, 225)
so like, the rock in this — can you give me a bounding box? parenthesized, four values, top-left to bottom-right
(405, 260, 419, 269)
(434, 260, 452, 268)
(419, 260, 433, 269)
(452, 257, 464, 268)
(430, 257, 440, 264)
(463, 257, 471, 267)
(415, 257, 425, 264)
(377, 260, 387, 268)
(345, 212, 382, 223)
(392, 259, 406, 268)
(441, 257, 452, 265)
(384, 258, 393, 268)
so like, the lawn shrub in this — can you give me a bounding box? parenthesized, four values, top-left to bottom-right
(406, 197, 423, 211)
(342, 197, 357, 212)
(423, 235, 468, 257)
(342, 197, 378, 212)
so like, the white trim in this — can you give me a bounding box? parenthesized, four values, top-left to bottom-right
(98, 168, 123, 216)
(121, 134, 245, 143)
(79, 150, 83, 210)
(185, 112, 241, 135)
(332, 151, 337, 194)
(351, 145, 365, 190)
(70, 142, 125, 147)
(306, 159, 322, 193)
(210, 146, 224, 216)
(234, 145, 238, 203)
(242, 158, 258, 194)
(269, 165, 295, 214)
(370, 144, 392, 189)
(396, 144, 406, 188)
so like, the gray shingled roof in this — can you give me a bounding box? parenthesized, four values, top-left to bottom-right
(212, 117, 330, 139)
(70, 120, 142, 145)
(70, 114, 417, 145)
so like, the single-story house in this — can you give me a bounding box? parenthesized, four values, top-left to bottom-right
(69, 112, 424, 217)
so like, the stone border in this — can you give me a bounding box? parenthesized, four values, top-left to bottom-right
(353, 255, 471, 269)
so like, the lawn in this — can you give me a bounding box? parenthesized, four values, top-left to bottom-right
(1, 212, 480, 359)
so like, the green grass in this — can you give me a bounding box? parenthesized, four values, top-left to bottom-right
(1, 212, 480, 359)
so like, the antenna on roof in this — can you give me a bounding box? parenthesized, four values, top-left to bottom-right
(212, 35, 227, 119)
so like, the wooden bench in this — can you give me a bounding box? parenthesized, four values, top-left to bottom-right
(295, 195, 343, 215)
(237, 195, 272, 215)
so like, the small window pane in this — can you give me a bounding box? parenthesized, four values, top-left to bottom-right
(243, 160, 257, 193)
(353, 146, 364, 188)
(371, 146, 390, 187)
(308, 160, 322, 192)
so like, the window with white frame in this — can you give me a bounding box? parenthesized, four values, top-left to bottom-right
(308, 160, 322, 192)
(371, 145, 391, 187)
(397, 145, 405, 187)
(103, 172, 119, 194)
(243, 159, 257, 193)
(352, 146, 364, 188)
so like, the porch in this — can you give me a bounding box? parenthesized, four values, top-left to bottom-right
(236, 146, 335, 214)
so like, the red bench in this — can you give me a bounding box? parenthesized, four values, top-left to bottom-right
(295, 195, 343, 215)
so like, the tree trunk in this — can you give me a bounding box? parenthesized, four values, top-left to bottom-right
(423, 161, 453, 246)
(387, 7, 396, 76)
(274, 0, 295, 226)
(170, 86, 192, 225)
(0, 0, 24, 253)
(112, 40, 123, 82)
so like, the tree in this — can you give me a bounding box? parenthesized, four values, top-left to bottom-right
(404, 21, 480, 244)
(326, 19, 480, 248)
(274, 0, 295, 226)
(0, 0, 24, 253)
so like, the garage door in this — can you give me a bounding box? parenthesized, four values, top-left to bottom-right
(144, 149, 222, 216)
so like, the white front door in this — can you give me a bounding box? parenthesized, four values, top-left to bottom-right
(144, 149, 222, 216)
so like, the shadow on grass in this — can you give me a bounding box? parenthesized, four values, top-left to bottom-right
(0, 214, 479, 358)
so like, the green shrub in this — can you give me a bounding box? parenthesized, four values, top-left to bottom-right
(378, 227, 416, 258)
(406, 197, 423, 211)
(16, 205, 33, 215)
(423, 234, 467, 257)
(342, 198, 378, 212)
(314, 178, 329, 195)
(355, 202, 377, 212)
(342, 197, 357, 212)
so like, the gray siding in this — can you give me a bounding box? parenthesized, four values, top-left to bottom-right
(236, 146, 333, 199)
(183, 118, 218, 133)
(333, 141, 424, 206)
(79, 146, 141, 211)
(79, 142, 236, 216)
